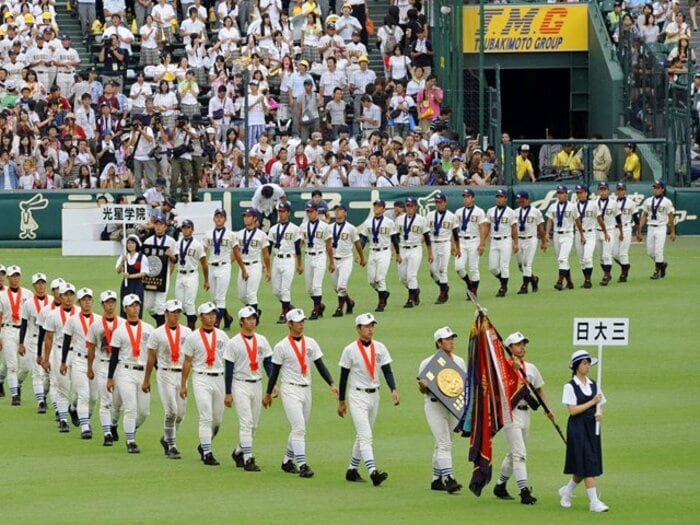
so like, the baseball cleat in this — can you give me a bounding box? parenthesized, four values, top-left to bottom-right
(69, 406, 80, 427)
(374, 303, 385, 312)
(281, 461, 298, 474)
(558, 486, 572, 508)
(660, 262, 667, 277)
(582, 281, 592, 289)
(566, 282, 574, 289)
(370, 470, 388, 486)
(244, 458, 261, 472)
(0, 383, 4, 397)
(203, 453, 220, 466)
(444, 476, 462, 493)
(517, 285, 528, 295)
(590, 500, 609, 512)
(599, 276, 611, 286)
(167, 447, 182, 459)
(126, 442, 140, 454)
(618, 275, 627, 283)
(58, 420, 70, 433)
(197, 444, 204, 461)
(403, 300, 414, 308)
(493, 483, 514, 500)
(277, 314, 287, 324)
(650, 272, 660, 280)
(431, 478, 447, 491)
(103, 434, 114, 447)
(110, 425, 119, 442)
(345, 469, 365, 482)
(11, 395, 20, 406)
(309, 310, 320, 320)
(299, 464, 314, 478)
(520, 487, 537, 505)
(496, 288, 507, 297)
(37, 401, 47, 414)
(531, 275, 539, 292)
(554, 282, 563, 291)
(160, 436, 169, 455)
(332, 308, 343, 317)
(345, 299, 356, 314)
(81, 430, 93, 440)
(232, 450, 244, 468)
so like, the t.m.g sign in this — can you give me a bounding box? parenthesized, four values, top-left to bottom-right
(463, 5, 588, 53)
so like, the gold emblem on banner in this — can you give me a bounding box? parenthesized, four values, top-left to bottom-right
(436, 369, 464, 398)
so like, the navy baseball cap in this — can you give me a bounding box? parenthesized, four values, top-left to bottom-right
(575, 184, 588, 192)
(598, 181, 609, 189)
(305, 202, 318, 211)
(214, 208, 227, 217)
(278, 201, 291, 211)
(515, 191, 529, 200)
(373, 199, 386, 207)
(495, 189, 507, 197)
(652, 180, 666, 188)
(182, 219, 194, 228)
(152, 211, 165, 223)
(406, 197, 418, 205)
(434, 192, 447, 202)
(616, 182, 627, 190)
(556, 185, 568, 193)
(462, 189, 475, 197)
(242, 208, 257, 217)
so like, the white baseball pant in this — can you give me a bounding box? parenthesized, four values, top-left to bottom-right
(144, 288, 168, 317)
(157, 369, 186, 443)
(646, 225, 667, 263)
(238, 262, 263, 305)
(517, 237, 538, 278)
(192, 373, 224, 449)
(399, 246, 423, 289)
(596, 231, 614, 266)
(575, 231, 597, 269)
(24, 334, 49, 401)
(116, 366, 151, 441)
(348, 389, 379, 470)
(70, 354, 97, 430)
(489, 238, 512, 278)
(455, 239, 480, 281)
(367, 249, 391, 291)
(430, 241, 451, 283)
(2, 327, 29, 395)
(233, 379, 263, 454)
(424, 398, 457, 474)
(209, 263, 231, 308)
(498, 408, 530, 483)
(612, 227, 632, 264)
(176, 272, 199, 315)
(281, 383, 312, 464)
(331, 256, 354, 296)
(56, 71, 74, 98)
(553, 232, 574, 270)
(272, 256, 295, 302)
(304, 254, 326, 297)
(50, 344, 72, 421)
(95, 358, 119, 434)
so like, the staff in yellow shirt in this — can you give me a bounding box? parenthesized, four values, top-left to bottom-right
(553, 143, 584, 173)
(516, 144, 536, 182)
(623, 143, 641, 181)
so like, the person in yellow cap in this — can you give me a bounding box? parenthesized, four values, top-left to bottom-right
(349, 55, 375, 135)
(287, 58, 315, 136)
(335, 2, 362, 44)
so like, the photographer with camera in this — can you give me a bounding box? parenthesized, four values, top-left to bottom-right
(98, 34, 129, 90)
(128, 115, 157, 197)
(170, 114, 200, 203)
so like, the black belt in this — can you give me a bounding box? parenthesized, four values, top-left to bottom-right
(401, 245, 419, 249)
(648, 224, 663, 227)
(159, 367, 182, 372)
(582, 229, 594, 233)
(243, 261, 259, 266)
(195, 371, 223, 377)
(432, 239, 449, 243)
(178, 270, 195, 274)
(334, 256, 346, 260)
(355, 387, 378, 393)
(242, 378, 262, 383)
(287, 382, 309, 388)
(277, 253, 294, 258)
(492, 236, 508, 240)
(555, 230, 572, 234)
(516, 405, 528, 411)
(371, 247, 389, 252)
(306, 251, 323, 256)
(100, 358, 111, 363)
(3, 324, 21, 329)
(459, 236, 477, 241)
(518, 235, 534, 239)
(210, 262, 228, 267)
(123, 364, 145, 371)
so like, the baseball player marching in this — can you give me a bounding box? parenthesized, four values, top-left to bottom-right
(18, 273, 51, 412)
(61, 288, 101, 439)
(594, 182, 622, 286)
(175, 219, 209, 330)
(417, 327, 466, 493)
(492, 332, 553, 505)
(427, 193, 458, 304)
(206, 208, 246, 328)
(42, 282, 79, 432)
(236, 210, 271, 318)
(612, 182, 635, 282)
(0, 266, 32, 405)
(358, 200, 400, 312)
(513, 191, 546, 294)
(142, 213, 177, 327)
(224, 306, 273, 471)
(637, 180, 676, 279)
(143, 299, 192, 459)
(107, 294, 154, 453)
(35, 278, 66, 415)
(453, 189, 488, 298)
(573, 185, 609, 288)
(330, 204, 365, 317)
(299, 203, 336, 320)
(268, 202, 303, 323)
(338, 313, 399, 486)
(545, 185, 585, 290)
(263, 308, 338, 478)
(486, 190, 519, 297)
(396, 197, 432, 308)
(87, 290, 124, 446)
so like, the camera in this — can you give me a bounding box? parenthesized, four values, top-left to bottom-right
(152, 113, 162, 125)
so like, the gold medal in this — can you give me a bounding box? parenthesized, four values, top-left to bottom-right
(436, 368, 464, 398)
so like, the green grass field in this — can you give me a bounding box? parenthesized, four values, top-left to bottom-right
(2, 238, 699, 525)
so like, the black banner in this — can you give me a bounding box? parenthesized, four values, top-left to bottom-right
(142, 244, 169, 293)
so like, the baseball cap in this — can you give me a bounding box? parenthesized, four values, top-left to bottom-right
(575, 184, 588, 192)
(463, 189, 475, 198)
(495, 189, 507, 197)
(406, 197, 418, 205)
(6, 265, 21, 276)
(76, 287, 93, 300)
(214, 208, 227, 217)
(243, 209, 257, 217)
(333, 203, 347, 211)
(515, 191, 529, 200)
(165, 299, 183, 312)
(181, 219, 194, 228)
(616, 182, 627, 190)
(100, 290, 118, 303)
(286, 308, 306, 323)
(355, 313, 377, 326)
(433, 326, 458, 343)
(298, 59, 309, 68)
(61, 34, 71, 40)
(373, 199, 386, 207)
(278, 201, 291, 212)
(0, 265, 5, 274)
(358, 55, 368, 63)
(50, 277, 65, 289)
(123, 294, 141, 306)
(556, 185, 568, 193)
(434, 192, 447, 202)
(520, 144, 530, 151)
(451, 155, 462, 162)
(598, 181, 609, 189)
(59, 283, 76, 295)
(305, 202, 318, 211)
(197, 302, 217, 315)
(32, 273, 47, 284)
(238, 305, 258, 319)
(152, 211, 166, 223)
(504, 331, 529, 347)
(652, 180, 666, 188)
(570, 349, 599, 370)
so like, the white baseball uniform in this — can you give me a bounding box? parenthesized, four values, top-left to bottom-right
(223, 332, 273, 461)
(87, 315, 124, 437)
(64, 311, 102, 432)
(204, 227, 238, 309)
(300, 218, 332, 297)
(613, 195, 635, 265)
(268, 220, 302, 303)
(546, 201, 577, 272)
(515, 205, 544, 279)
(574, 198, 600, 271)
(486, 205, 516, 278)
(330, 220, 360, 298)
(142, 233, 177, 317)
(110, 320, 155, 444)
(147, 323, 192, 448)
(595, 197, 619, 267)
(175, 235, 206, 316)
(43, 306, 79, 424)
(358, 215, 396, 292)
(236, 227, 269, 306)
(0, 286, 32, 399)
(37, 300, 62, 410)
(454, 205, 487, 284)
(641, 195, 675, 263)
(418, 352, 467, 480)
(19, 294, 51, 405)
(339, 338, 392, 473)
(397, 211, 429, 291)
(183, 327, 229, 455)
(428, 210, 457, 285)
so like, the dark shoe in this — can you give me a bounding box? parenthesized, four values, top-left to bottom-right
(599, 276, 611, 286)
(197, 444, 204, 461)
(403, 300, 414, 308)
(11, 395, 20, 406)
(531, 275, 539, 292)
(281, 461, 298, 474)
(554, 282, 563, 291)
(650, 272, 660, 280)
(37, 401, 47, 414)
(59, 420, 69, 433)
(346, 299, 356, 314)
(0, 383, 4, 397)
(414, 291, 420, 306)
(444, 476, 462, 493)
(223, 313, 233, 330)
(244, 457, 261, 471)
(111, 425, 119, 442)
(318, 304, 325, 317)
(126, 442, 140, 454)
(582, 281, 592, 289)
(232, 449, 244, 468)
(277, 314, 286, 324)
(332, 308, 343, 317)
(435, 294, 447, 304)
(346, 469, 365, 482)
(81, 429, 93, 440)
(496, 288, 507, 297)
(566, 282, 575, 289)
(309, 310, 320, 320)
(493, 483, 514, 500)
(69, 406, 80, 427)
(660, 262, 667, 278)
(203, 453, 220, 466)
(167, 447, 182, 459)
(375, 303, 385, 312)
(299, 464, 314, 478)
(520, 487, 537, 505)
(370, 470, 388, 486)
(160, 436, 169, 455)
(103, 434, 114, 447)
(431, 478, 447, 491)
(618, 274, 627, 283)
(517, 285, 528, 295)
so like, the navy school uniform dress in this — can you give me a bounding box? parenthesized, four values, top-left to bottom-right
(564, 379, 603, 477)
(119, 252, 145, 319)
